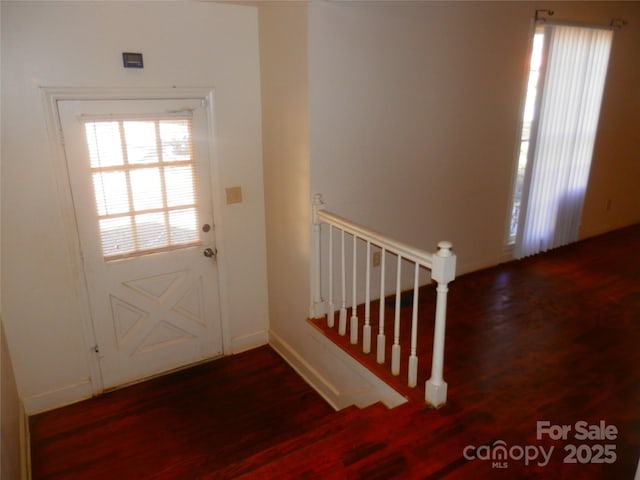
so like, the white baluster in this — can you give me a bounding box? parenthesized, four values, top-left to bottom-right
(338, 229, 347, 336)
(408, 262, 420, 388)
(426, 241, 456, 408)
(391, 254, 402, 376)
(350, 234, 359, 344)
(363, 241, 372, 354)
(310, 194, 324, 318)
(327, 225, 334, 328)
(377, 248, 386, 364)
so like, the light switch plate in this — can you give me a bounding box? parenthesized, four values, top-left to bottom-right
(225, 186, 243, 205)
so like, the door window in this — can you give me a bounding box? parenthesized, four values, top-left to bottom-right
(84, 117, 200, 260)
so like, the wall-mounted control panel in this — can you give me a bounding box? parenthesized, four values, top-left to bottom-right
(122, 52, 143, 68)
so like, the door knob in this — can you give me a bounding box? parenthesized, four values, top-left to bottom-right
(203, 247, 217, 258)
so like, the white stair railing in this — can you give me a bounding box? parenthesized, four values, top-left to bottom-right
(310, 194, 456, 408)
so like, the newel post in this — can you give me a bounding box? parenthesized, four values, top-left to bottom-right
(310, 194, 325, 318)
(426, 241, 456, 408)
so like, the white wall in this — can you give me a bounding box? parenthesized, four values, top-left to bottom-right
(1, 1, 269, 414)
(258, 2, 405, 409)
(1, 320, 23, 480)
(580, 3, 640, 237)
(308, 1, 640, 275)
(0, 4, 24, 474)
(259, 0, 311, 342)
(1, 1, 24, 466)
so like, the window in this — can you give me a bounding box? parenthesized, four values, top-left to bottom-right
(84, 117, 201, 260)
(508, 29, 544, 245)
(509, 24, 613, 258)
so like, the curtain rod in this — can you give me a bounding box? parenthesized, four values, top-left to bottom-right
(535, 9, 627, 30)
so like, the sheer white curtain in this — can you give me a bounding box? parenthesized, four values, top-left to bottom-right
(515, 24, 613, 259)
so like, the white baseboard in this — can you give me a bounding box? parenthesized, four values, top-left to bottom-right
(22, 380, 93, 416)
(269, 329, 345, 410)
(22, 331, 268, 415)
(269, 327, 406, 411)
(230, 329, 268, 354)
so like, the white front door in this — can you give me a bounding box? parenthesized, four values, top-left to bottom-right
(59, 98, 223, 390)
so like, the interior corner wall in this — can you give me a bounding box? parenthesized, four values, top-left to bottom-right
(580, 3, 640, 237)
(1, 1, 268, 414)
(308, 1, 640, 276)
(1, 319, 22, 480)
(258, 1, 311, 348)
(258, 3, 401, 409)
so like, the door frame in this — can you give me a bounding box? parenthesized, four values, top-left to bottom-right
(41, 87, 232, 395)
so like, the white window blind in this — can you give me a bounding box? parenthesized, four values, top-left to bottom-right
(515, 24, 613, 259)
(83, 116, 201, 260)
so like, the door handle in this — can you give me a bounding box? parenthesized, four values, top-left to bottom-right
(203, 247, 217, 258)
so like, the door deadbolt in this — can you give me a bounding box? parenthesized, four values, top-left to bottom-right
(202, 224, 211, 233)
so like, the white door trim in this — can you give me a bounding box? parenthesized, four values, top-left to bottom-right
(40, 87, 232, 395)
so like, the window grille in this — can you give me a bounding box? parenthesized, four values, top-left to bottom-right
(83, 117, 201, 260)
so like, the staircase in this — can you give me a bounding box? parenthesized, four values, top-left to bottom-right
(310, 286, 439, 405)
(310, 194, 456, 408)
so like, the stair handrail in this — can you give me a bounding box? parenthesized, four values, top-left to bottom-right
(316, 210, 436, 268)
(310, 193, 456, 408)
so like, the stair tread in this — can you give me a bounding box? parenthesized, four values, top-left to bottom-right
(309, 317, 430, 404)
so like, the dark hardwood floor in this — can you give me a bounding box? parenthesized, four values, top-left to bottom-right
(30, 225, 640, 479)
(29, 345, 339, 479)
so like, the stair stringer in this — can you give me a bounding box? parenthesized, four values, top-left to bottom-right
(269, 324, 407, 411)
